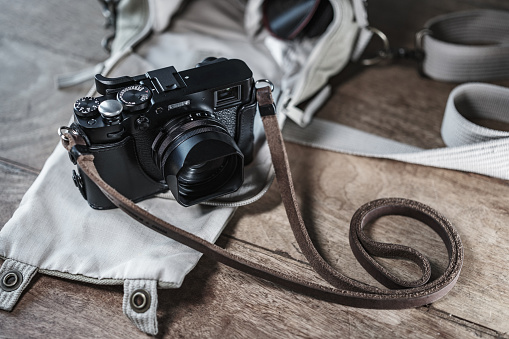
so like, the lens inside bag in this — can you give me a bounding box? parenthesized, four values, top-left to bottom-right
(263, 0, 333, 40)
(152, 113, 244, 206)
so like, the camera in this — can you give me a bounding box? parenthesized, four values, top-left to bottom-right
(69, 58, 257, 208)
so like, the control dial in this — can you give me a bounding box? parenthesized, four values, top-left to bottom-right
(117, 85, 152, 111)
(74, 97, 100, 118)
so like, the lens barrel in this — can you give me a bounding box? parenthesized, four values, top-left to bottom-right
(152, 112, 244, 206)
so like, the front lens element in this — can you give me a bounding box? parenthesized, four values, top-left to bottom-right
(152, 112, 244, 206)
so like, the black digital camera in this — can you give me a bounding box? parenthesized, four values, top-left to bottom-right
(69, 58, 257, 208)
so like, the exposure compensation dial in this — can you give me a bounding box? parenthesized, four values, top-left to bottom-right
(117, 85, 152, 111)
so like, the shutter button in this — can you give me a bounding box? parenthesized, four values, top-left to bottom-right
(130, 289, 151, 313)
(0, 270, 23, 292)
(99, 100, 123, 121)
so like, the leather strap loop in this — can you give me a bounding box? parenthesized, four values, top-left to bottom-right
(349, 198, 455, 290)
(60, 87, 463, 309)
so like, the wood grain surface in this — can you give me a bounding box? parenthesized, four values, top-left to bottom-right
(1, 0, 509, 338)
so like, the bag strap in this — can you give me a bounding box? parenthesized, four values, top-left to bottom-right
(354, 9, 509, 81)
(283, 83, 509, 181)
(60, 86, 463, 309)
(421, 9, 509, 82)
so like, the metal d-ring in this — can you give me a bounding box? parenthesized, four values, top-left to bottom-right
(360, 26, 392, 66)
(255, 79, 275, 92)
(415, 28, 433, 52)
(58, 126, 71, 142)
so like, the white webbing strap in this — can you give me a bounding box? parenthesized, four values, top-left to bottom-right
(421, 9, 509, 82)
(0, 259, 38, 311)
(283, 83, 509, 180)
(350, 0, 373, 61)
(123, 279, 159, 335)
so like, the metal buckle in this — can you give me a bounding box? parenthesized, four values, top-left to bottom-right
(359, 26, 392, 66)
(97, 0, 121, 53)
(415, 28, 433, 53)
(360, 27, 432, 67)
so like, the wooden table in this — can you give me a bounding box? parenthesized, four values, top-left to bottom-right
(1, 0, 509, 337)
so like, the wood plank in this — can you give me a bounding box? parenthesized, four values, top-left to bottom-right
(1, 0, 509, 337)
(0, 271, 140, 338)
(227, 144, 509, 334)
(0, 245, 503, 339)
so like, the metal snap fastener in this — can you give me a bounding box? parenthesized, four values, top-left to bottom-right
(0, 270, 23, 292)
(130, 289, 151, 313)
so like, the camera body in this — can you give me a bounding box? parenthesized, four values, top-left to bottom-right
(70, 58, 257, 208)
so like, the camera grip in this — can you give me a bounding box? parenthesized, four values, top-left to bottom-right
(236, 101, 257, 165)
(77, 137, 167, 209)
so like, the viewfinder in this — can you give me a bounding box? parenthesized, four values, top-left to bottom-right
(215, 85, 241, 107)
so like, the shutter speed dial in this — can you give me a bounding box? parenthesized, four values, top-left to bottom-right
(74, 97, 100, 118)
(117, 85, 152, 111)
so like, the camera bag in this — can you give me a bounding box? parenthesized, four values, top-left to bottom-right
(2, 0, 509, 335)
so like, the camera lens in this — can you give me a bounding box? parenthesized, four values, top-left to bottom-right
(152, 112, 244, 206)
(177, 155, 240, 196)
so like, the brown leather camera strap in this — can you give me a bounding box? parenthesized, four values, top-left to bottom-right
(61, 86, 463, 309)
